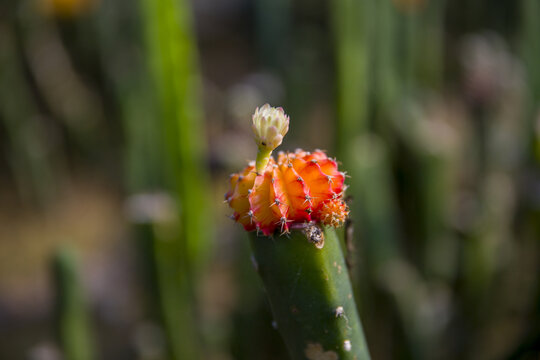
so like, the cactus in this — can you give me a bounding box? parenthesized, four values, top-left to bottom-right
(251, 226, 370, 360)
(226, 105, 370, 359)
(52, 247, 95, 360)
(226, 149, 348, 236)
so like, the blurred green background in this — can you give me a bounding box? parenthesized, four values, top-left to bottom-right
(1, 0, 540, 359)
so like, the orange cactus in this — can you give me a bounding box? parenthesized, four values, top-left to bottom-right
(226, 149, 349, 236)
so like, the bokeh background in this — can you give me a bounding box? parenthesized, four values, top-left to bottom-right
(1, 0, 540, 359)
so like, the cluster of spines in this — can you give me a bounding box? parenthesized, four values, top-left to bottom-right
(225, 149, 349, 236)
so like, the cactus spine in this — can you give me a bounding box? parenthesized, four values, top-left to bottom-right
(250, 226, 370, 360)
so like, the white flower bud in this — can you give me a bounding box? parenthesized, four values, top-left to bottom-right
(252, 104, 289, 151)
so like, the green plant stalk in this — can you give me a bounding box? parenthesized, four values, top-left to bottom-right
(0, 23, 59, 205)
(393, 108, 458, 277)
(421, 0, 446, 90)
(94, 0, 163, 193)
(139, 0, 211, 355)
(152, 220, 200, 360)
(398, 0, 445, 92)
(250, 227, 370, 360)
(419, 145, 458, 279)
(347, 135, 399, 272)
(348, 135, 434, 358)
(372, 0, 399, 127)
(140, 0, 212, 272)
(52, 247, 94, 360)
(521, 0, 540, 160)
(332, 0, 370, 162)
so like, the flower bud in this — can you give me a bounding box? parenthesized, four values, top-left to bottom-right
(251, 104, 289, 174)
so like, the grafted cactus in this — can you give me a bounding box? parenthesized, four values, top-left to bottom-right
(225, 149, 348, 236)
(226, 105, 370, 360)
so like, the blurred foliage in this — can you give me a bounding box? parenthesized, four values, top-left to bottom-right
(0, 0, 539, 359)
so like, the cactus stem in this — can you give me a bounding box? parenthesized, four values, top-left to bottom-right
(250, 227, 370, 359)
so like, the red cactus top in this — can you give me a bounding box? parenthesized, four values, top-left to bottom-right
(225, 149, 349, 236)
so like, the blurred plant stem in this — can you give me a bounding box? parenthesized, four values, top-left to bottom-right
(371, 0, 398, 134)
(370, 0, 446, 135)
(332, 0, 370, 163)
(347, 135, 400, 273)
(140, 0, 212, 272)
(394, 103, 461, 281)
(152, 219, 201, 360)
(95, 1, 173, 355)
(127, 194, 200, 360)
(520, 0, 540, 161)
(0, 19, 61, 206)
(347, 134, 451, 359)
(52, 247, 95, 360)
(346, 135, 402, 358)
(136, 0, 213, 357)
(94, 0, 163, 193)
(333, 2, 450, 358)
(400, 0, 446, 91)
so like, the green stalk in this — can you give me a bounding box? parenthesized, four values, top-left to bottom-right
(399, 0, 446, 92)
(138, 0, 211, 356)
(521, 0, 540, 160)
(372, 0, 399, 127)
(0, 22, 59, 205)
(250, 227, 370, 360)
(152, 220, 200, 360)
(347, 135, 399, 272)
(332, 0, 370, 161)
(140, 0, 212, 271)
(52, 247, 95, 360)
(94, 0, 163, 193)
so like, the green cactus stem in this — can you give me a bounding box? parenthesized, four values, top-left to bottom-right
(52, 247, 95, 360)
(250, 226, 370, 360)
